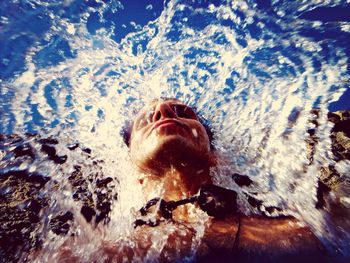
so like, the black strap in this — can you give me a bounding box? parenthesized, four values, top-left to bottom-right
(133, 185, 285, 228)
(133, 185, 238, 228)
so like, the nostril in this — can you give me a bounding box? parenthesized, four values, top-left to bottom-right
(154, 111, 161, 121)
(154, 102, 177, 121)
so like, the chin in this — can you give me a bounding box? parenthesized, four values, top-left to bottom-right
(156, 135, 196, 156)
(133, 135, 210, 174)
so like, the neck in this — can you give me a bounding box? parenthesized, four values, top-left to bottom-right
(139, 166, 212, 222)
(139, 165, 212, 201)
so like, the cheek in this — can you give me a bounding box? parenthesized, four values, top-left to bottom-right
(189, 127, 199, 139)
(192, 125, 210, 150)
(130, 132, 142, 158)
(130, 131, 156, 159)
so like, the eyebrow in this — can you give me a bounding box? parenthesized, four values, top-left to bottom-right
(140, 101, 185, 113)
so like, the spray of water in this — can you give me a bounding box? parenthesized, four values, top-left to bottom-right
(1, 0, 350, 261)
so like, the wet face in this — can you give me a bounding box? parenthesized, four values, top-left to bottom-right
(129, 99, 212, 174)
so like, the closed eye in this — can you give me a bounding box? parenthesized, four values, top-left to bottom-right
(171, 105, 198, 120)
(135, 109, 155, 129)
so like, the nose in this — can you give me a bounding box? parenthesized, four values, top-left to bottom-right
(152, 102, 177, 122)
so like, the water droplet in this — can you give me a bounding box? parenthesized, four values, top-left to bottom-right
(192, 128, 198, 138)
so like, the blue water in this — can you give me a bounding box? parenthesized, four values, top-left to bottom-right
(0, 0, 350, 118)
(0, 0, 349, 133)
(1, 0, 350, 261)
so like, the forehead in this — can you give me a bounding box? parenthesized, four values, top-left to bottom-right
(137, 99, 184, 114)
(149, 98, 182, 108)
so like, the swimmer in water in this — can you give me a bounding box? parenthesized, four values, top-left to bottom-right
(119, 98, 328, 262)
(57, 98, 328, 262)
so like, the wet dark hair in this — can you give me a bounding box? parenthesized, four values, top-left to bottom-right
(120, 106, 215, 149)
(120, 120, 133, 147)
(198, 114, 215, 150)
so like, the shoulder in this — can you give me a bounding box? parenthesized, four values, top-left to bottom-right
(200, 215, 240, 250)
(233, 215, 329, 261)
(197, 215, 329, 262)
(197, 215, 239, 260)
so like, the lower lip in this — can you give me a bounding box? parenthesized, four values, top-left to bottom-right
(156, 122, 178, 129)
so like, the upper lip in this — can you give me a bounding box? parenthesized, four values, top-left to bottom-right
(153, 119, 181, 130)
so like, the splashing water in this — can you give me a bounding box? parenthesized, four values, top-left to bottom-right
(1, 0, 350, 261)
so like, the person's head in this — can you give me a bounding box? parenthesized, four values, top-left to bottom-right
(123, 98, 215, 175)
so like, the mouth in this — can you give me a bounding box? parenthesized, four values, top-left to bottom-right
(153, 119, 181, 130)
(144, 119, 189, 138)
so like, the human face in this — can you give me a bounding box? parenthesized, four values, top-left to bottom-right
(130, 99, 211, 173)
